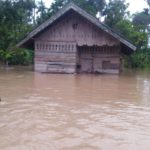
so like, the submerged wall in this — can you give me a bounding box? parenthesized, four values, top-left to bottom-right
(77, 46, 121, 74)
(34, 11, 121, 74)
(34, 41, 77, 73)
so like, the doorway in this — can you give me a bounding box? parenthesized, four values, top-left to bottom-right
(77, 46, 94, 73)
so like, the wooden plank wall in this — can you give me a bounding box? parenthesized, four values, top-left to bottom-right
(35, 11, 119, 47)
(78, 46, 120, 74)
(34, 11, 121, 74)
(34, 41, 77, 73)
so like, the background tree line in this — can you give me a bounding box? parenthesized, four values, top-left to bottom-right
(0, 0, 150, 68)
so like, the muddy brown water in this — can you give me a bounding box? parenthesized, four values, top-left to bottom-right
(0, 68, 150, 150)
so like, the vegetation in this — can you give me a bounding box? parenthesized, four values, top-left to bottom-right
(0, 0, 150, 68)
(0, 48, 33, 66)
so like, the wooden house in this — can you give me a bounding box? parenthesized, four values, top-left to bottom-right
(17, 3, 136, 74)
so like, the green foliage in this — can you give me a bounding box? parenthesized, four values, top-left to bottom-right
(48, 0, 106, 17)
(0, 48, 33, 66)
(115, 20, 148, 49)
(133, 9, 150, 29)
(38, 0, 105, 23)
(72, 0, 106, 16)
(0, 0, 35, 50)
(0, 50, 13, 64)
(103, 0, 129, 28)
(36, 0, 49, 25)
(115, 19, 150, 68)
(48, 0, 64, 15)
(129, 49, 150, 68)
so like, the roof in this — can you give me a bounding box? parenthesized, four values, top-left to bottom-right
(17, 2, 136, 51)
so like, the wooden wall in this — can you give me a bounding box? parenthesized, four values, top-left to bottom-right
(34, 41, 77, 73)
(77, 46, 120, 74)
(35, 11, 119, 46)
(34, 11, 121, 74)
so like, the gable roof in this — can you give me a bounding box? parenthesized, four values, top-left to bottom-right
(17, 2, 136, 51)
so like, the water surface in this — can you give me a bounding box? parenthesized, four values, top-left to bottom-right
(0, 68, 150, 150)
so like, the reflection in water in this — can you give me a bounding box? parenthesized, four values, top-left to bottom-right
(0, 68, 150, 150)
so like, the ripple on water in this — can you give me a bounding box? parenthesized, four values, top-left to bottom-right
(1, 70, 150, 150)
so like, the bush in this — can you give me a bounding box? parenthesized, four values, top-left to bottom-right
(0, 48, 33, 66)
(123, 48, 150, 69)
(0, 50, 13, 65)
(131, 49, 150, 68)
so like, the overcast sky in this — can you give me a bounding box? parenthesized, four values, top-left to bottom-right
(38, 0, 148, 14)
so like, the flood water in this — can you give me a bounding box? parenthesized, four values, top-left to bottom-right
(0, 68, 150, 150)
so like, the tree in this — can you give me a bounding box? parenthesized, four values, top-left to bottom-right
(133, 9, 150, 30)
(103, 0, 129, 28)
(116, 20, 148, 49)
(36, 0, 48, 24)
(48, 0, 106, 17)
(115, 19, 150, 68)
(0, 0, 35, 50)
(48, 0, 64, 16)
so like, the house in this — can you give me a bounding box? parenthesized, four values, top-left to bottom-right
(17, 2, 136, 74)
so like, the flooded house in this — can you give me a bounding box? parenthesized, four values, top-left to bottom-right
(17, 2, 136, 74)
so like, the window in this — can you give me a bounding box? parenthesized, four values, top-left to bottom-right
(102, 61, 119, 70)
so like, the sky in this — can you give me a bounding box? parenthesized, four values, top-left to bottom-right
(38, 0, 148, 14)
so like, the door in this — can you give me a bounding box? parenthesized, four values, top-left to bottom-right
(80, 58, 93, 73)
(78, 47, 93, 73)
